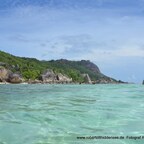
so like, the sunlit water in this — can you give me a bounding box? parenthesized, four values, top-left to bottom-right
(0, 84, 144, 144)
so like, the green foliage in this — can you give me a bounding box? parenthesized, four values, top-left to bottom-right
(22, 70, 40, 80)
(0, 50, 110, 82)
(67, 70, 83, 82)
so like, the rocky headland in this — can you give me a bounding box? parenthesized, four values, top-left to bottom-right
(0, 50, 126, 84)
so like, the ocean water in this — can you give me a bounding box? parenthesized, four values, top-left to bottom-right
(0, 84, 144, 144)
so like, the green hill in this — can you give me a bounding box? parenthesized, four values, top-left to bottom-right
(0, 50, 118, 83)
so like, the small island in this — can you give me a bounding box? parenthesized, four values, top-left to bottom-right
(0, 50, 125, 84)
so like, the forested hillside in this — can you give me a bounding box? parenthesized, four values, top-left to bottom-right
(0, 50, 118, 83)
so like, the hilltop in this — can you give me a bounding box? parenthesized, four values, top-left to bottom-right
(0, 50, 122, 84)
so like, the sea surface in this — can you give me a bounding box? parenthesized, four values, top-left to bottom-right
(0, 84, 144, 144)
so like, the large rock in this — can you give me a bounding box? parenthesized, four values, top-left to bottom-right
(0, 67, 11, 82)
(8, 73, 23, 83)
(56, 73, 72, 83)
(82, 74, 92, 84)
(142, 80, 144, 85)
(41, 69, 57, 83)
(41, 69, 72, 83)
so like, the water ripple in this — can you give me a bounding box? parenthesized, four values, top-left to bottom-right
(0, 84, 144, 144)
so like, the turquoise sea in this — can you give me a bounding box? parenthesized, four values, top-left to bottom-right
(0, 84, 144, 144)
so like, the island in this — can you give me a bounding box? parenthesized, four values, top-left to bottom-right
(0, 50, 125, 84)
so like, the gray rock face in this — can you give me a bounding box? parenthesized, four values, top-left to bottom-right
(0, 67, 23, 83)
(82, 74, 92, 84)
(41, 69, 57, 83)
(80, 60, 101, 73)
(0, 67, 11, 82)
(56, 73, 72, 83)
(142, 80, 144, 85)
(41, 69, 72, 83)
(8, 73, 23, 83)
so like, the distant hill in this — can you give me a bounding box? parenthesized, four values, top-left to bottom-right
(0, 50, 120, 83)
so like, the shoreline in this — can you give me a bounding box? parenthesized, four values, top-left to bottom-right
(0, 81, 130, 85)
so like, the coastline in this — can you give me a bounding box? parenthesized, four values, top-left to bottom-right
(0, 80, 129, 85)
(0, 51, 126, 85)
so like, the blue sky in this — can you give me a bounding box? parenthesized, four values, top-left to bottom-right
(0, 0, 144, 83)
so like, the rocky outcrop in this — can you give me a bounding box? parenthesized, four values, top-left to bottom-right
(81, 74, 92, 84)
(80, 60, 101, 73)
(41, 69, 72, 83)
(0, 67, 23, 84)
(8, 73, 23, 83)
(28, 79, 42, 84)
(142, 80, 144, 85)
(0, 67, 72, 84)
(41, 69, 57, 83)
(56, 73, 72, 83)
(0, 50, 126, 84)
(94, 77, 118, 84)
(0, 67, 11, 82)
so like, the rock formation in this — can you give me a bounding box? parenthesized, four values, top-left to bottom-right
(80, 60, 101, 73)
(28, 79, 42, 84)
(81, 74, 92, 84)
(0, 67, 11, 82)
(41, 69, 72, 83)
(56, 73, 72, 83)
(8, 73, 23, 83)
(41, 69, 57, 83)
(0, 50, 126, 84)
(142, 80, 144, 85)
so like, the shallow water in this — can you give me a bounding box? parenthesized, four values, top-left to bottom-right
(0, 84, 144, 144)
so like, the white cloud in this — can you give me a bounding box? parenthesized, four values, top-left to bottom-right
(1, 2, 144, 82)
(67, 45, 144, 63)
(113, 47, 144, 57)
